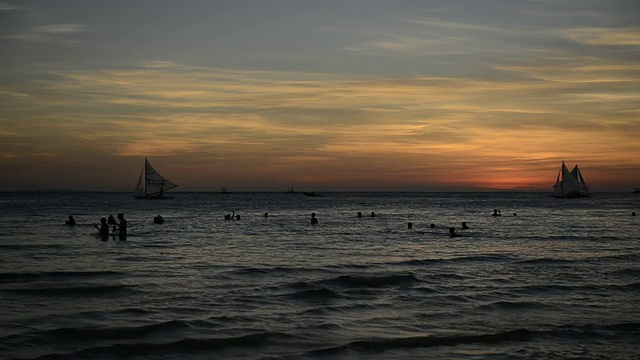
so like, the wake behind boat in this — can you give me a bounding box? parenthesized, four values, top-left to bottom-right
(553, 161, 589, 198)
(133, 158, 178, 199)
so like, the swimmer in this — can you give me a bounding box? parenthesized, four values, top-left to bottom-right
(65, 215, 76, 226)
(449, 227, 458, 238)
(461, 222, 469, 229)
(310, 212, 318, 225)
(95, 217, 109, 241)
(492, 209, 501, 217)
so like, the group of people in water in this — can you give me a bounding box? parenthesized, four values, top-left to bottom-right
(67, 207, 637, 241)
(95, 213, 127, 240)
(65, 213, 127, 241)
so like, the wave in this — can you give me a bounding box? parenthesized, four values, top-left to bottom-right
(588, 253, 640, 262)
(0, 244, 67, 251)
(12, 320, 192, 342)
(307, 328, 535, 355)
(395, 254, 511, 266)
(477, 300, 546, 311)
(0, 271, 123, 284)
(315, 273, 420, 289)
(18, 331, 296, 359)
(517, 282, 640, 295)
(2, 284, 133, 297)
(515, 258, 577, 265)
(286, 287, 341, 301)
(305, 321, 640, 356)
(608, 267, 640, 277)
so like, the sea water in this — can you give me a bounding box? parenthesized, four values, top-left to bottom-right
(0, 191, 639, 359)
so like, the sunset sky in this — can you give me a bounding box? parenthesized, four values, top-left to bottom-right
(1, 0, 639, 192)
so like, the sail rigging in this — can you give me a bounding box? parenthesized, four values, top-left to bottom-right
(553, 161, 589, 198)
(133, 158, 178, 198)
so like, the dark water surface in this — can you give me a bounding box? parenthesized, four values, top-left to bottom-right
(1, 192, 639, 359)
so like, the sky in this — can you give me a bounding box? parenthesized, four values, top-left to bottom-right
(1, 0, 639, 192)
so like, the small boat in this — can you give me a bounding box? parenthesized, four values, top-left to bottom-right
(634, 188, 640, 194)
(303, 191, 319, 197)
(287, 186, 295, 193)
(552, 161, 589, 198)
(133, 158, 178, 199)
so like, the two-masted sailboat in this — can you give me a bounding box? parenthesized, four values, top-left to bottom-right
(133, 158, 178, 199)
(553, 161, 589, 198)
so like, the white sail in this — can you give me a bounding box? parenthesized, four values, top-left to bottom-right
(133, 158, 178, 198)
(133, 168, 146, 198)
(553, 161, 589, 198)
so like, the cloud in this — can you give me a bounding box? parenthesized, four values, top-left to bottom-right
(0, 2, 18, 11)
(6, 23, 89, 43)
(2, 55, 639, 190)
(34, 24, 88, 34)
(564, 27, 640, 46)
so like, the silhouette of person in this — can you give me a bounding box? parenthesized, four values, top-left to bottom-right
(263, 212, 269, 218)
(370, 212, 376, 217)
(449, 227, 458, 238)
(461, 222, 469, 229)
(114, 213, 127, 240)
(357, 212, 362, 218)
(235, 214, 240, 220)
(430, 223, 435, 228)
(107, 215, 117, 232)
(492, 209, 501, 217)
(633, 212, 637, 216)
(153, 215, 164, 224)
(310, 213, 318, 225)
(408, 222, 413, 229)
(65, 215, 76, 226)
(95, 217, 109, 241)
(513, 212, 517, 216)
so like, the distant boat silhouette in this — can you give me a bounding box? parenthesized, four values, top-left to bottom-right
(133, 158, 178, 199)
(287, 186, 295, 193)
(221, 186, 227, 194)
(633, 188, 640, 194)
(303, 191, 319, 197)
(552, 161, 589, 198)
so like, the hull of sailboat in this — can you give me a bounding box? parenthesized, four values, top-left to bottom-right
(553, 190, 590, 198)
(134, 194, 166, 199)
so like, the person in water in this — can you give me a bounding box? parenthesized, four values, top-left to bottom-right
(310, 213, 318, 225)
(492, 209, 501, 216)
(370, 212, 376, 217)
(407, 222, 413, 229)
(107, 215, 117, 232)
(633, 212, 637, 216)
(65, 215, 76, 226)
(449, 227, 458, 238)
(114, 213, 127, 240)
(461, 222, 469, 229)
(357, 212, 362, 218)
(95, 217, 109, 241)
(153, 215, 164, 224)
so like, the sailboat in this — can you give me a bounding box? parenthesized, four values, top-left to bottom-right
(133, 158, 178, 199)
(552, 161, 589, 198)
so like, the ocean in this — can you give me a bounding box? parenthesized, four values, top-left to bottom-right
(0, 191, 639, 360)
